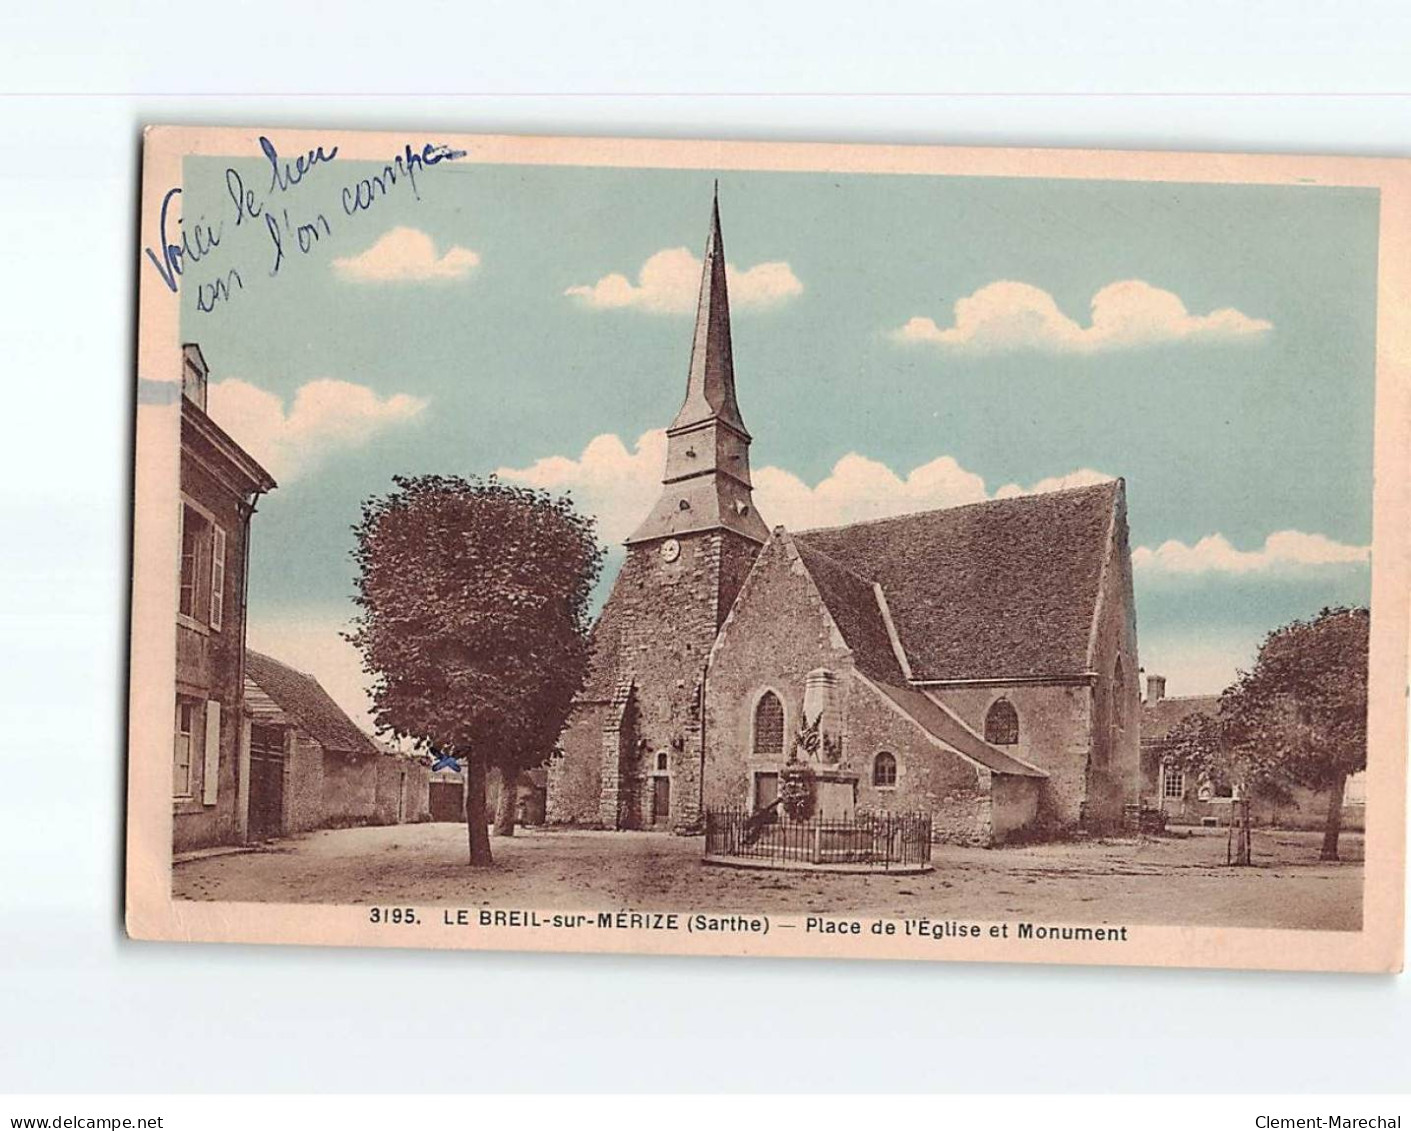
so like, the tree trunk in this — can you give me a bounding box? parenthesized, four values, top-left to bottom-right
(1230, 798, 1252, 866)
(463, 749, 493, 866)
(1320, 770, 1347, 862)
(492, 763, 517, 837)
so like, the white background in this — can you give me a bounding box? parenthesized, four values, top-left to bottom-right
(2, 0, 1410, 1094)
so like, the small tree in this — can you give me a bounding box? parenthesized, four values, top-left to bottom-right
(347, 475, 602, 865)
(1231, 606, 1369, 861)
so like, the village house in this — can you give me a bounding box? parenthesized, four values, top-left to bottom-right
(1139, 675, 1365, 831)
(243, 649, 431, 838)
(546, 195, 1142, 845)
(173, 344, 277, 852)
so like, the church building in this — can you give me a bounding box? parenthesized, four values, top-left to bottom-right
(546, 194, 1141, 845)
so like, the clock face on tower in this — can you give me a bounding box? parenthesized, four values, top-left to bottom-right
(660, 538, 681, 564)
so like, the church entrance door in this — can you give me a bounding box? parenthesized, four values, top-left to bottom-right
(653, 776, 671, 826)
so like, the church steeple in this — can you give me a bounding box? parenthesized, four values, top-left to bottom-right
(627, 189, 770, 546)
(672, 187, 747, 436)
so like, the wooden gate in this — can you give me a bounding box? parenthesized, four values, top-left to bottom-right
(248, 724, 285, 840)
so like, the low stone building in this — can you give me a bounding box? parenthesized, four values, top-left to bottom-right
(1139, 675, 1365, 831)
(243, 649, 429, 838)
(548, 192, 1141, 845)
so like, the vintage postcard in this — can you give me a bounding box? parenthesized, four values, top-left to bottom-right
(127, 126, 1409, 972)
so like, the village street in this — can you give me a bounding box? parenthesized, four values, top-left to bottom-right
(173, 825, 1364, 931)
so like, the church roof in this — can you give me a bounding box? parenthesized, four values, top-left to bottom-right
(245, 649, 380, 757)
(791, 538, 907, 684)
(671, 190, 747, 436)
(1141, 695, 1220, 745)
(860, 675, 1047, 778)
(795, 481, 1122, 682)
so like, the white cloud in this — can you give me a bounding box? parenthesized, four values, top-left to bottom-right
(1132, 530, 1370, 576)
(499, 430, 1114, 538)
(497, 431, 668, 543)
(332, 226, 480, 282)
(892, 279, 1272, 355)
(207, 378, 428, 482)
(993, 468, 1113, 499)
(565, 247, 803, 313)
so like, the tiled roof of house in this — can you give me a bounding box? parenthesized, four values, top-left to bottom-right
(862, 676, 1047, 778)
(795, 481, 1121, 681)
(245, 650, 380, 757)
(792, 538, 907, 684)
(1141, 694, 1220, 745)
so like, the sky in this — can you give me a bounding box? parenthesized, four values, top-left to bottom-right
(174, 145, 1379, 730)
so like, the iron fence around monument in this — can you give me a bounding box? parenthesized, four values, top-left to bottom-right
(703, 807, 932, 870)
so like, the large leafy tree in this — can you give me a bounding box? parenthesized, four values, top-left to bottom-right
(1233, 606, 1369, 861)
(347, 475, 602, 865)
(1166, 606, 1369, 864)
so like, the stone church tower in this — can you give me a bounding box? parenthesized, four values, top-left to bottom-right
(548, 191, 769, 832)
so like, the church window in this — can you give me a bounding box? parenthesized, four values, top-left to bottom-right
(656, 751, 668, 772)
(872, 751, 897, 788)
(1113, 657, 1127, 730)
(984, 699, 1019, 746)
(752, 691, 785, 756)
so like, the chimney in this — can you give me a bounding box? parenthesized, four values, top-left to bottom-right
(181, 343, 209, 412)
(1146, 674, 1166, 704)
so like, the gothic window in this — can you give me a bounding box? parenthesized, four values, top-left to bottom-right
(656, 751, 668, 772)
(872, 751, 897, 788)
(752, 691, 785, 756)
(984, 699, 1019, 746)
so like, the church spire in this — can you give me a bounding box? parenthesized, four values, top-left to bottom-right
(626, 188, 769, 546)
(672, 184, 747, 435)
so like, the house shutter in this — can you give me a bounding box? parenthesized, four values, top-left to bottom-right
(202, 699, 222, 805)
(209, 525, 227, 631)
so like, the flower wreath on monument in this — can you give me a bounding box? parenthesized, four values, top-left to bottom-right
(779, 718, 822, 821)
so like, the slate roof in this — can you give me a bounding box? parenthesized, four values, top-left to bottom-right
(795, 481, 1121, 681)
(244, 650, 379, 757)
(861, 676, 1047, 778)
(1141, 695, 1220, 746)
(792, 538, 907, 684)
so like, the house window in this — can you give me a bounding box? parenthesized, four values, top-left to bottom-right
(179, 505, 205, 618)
(178, 502, 227, 631)
(753, 691, 785, 756)
(173, 698, 197, 797)
(1162, 764, 1185, 800)
(984, 699, 1019, 745)
(872, 751, 897, 788)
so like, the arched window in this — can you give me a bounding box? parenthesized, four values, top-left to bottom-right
(656, 751, 668, 773)
(873, 751, 897, 788)
(752, 691, 785, 756)
(1113, 657, 1126, 730)
(984, 699, 1019, 745)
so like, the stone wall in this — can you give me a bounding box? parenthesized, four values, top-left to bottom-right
(547, 702, 606, 824)
(990, 774, 1042, 843)
(935, 684, 1091, 830)
(1085, 484, 1142, 828)
(285, 732, 325, 834)
(321, 752, 380, 825)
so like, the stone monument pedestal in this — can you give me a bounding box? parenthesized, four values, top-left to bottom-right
(812, 767, 859, 821)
